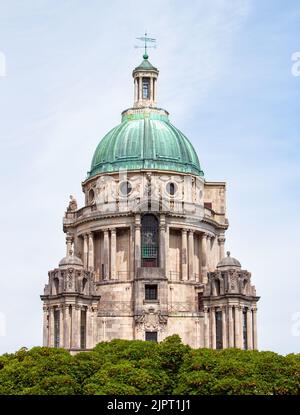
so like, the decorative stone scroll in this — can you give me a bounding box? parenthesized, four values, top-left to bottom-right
(135, 308, 168, 332)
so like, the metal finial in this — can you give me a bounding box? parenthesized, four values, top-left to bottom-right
(135, 32, 156, 59)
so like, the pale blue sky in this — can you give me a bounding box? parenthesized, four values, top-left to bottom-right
(0, 0, 299, 354)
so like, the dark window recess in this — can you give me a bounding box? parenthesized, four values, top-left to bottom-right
(54, 309, 60, 348)
(204, 202, 212, 209)
(243, 308, 248, 350)
(215, 310, 223, 350)
(80, 309, 87, 349)
(198, 293, 204, 312)
(141, 214, 159, 267)
(145, 284, 158, 301)
(142, 77, 150, 99)
(167, 182, 177, 196)
(215, 279, 221, 296)
(145, 331, 158, 342)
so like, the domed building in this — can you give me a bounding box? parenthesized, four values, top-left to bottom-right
(41, 52, 259, 351)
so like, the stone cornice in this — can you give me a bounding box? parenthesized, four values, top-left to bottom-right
(40, 294, 100, 301)
(202, 293, 260, 301)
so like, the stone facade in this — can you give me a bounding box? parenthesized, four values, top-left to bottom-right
(41, 54, 259, 351)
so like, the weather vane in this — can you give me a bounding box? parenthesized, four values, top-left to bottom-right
(135, 32, 156, 59)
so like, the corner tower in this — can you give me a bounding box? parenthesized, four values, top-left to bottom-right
(41, 47, 259, 351)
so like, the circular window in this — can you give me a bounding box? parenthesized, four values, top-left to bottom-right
(88, 188, 95, 204)
(119, 181, 133, 196)
(166, 182, 177, 196)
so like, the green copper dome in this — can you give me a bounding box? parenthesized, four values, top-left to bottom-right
(88, 109, 204, 178)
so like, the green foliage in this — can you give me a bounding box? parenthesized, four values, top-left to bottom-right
(174, 348, 300, 395)
(0, 337, 299, 395)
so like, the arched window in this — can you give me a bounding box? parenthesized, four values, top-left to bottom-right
(142, 77, 150, 99)
(243, 279, 248, 294)
(215, 279, 221, 296)
(82, 278, 88, 294)
(53, 277, 59, 295)
(141, 214, 159, 267)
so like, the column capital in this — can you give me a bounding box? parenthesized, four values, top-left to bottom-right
(182, 229, 188, 235)
(110, 228, 117, 235)
(218, 236, 226, 243)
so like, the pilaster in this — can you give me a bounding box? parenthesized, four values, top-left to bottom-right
(181, 229, 188, 281)
(110, 228, 117, 279)
(188, 230, 194, 280)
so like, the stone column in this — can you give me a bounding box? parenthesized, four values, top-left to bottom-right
(188, 230, 194, 280)
(58, 306, 64, 348)
(222, 306, 227, 349)
(66, 233, 73, 256)
(159, 215, 166, 270)
(181, 229, 188, 281)
(130, 225, 135, 279)
(139, 76, 143, 101)
(103, 229, 110, 279)
(228, 305, 234, 347)
(204, 308, 210, 348)
(64, 305, 71, 349)
(71, 305, 80, 349)
(252, 308, 258, 349)
(110, 228, 117, 279)
(206, 235, 210, 271)
(247, 308, 253, 350)
(201, 233, 208, 283)
(134, 78, 138, 103)
(218, 234, 225, 262)
(240, 307, 245, 349)
(210, 307, 216, 349)
(165, 225, 170, 279)
(135, 215, 141, 272)
(88, 232, 94, 271)
(234, 306, 242, 349)
(86, 307, 94, 349)
(83, 234, 88, 269)
(49, 307, 55, 348)
(43, 306, 49, 346)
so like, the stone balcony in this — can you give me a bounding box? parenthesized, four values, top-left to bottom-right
(63, 204, 227, 227)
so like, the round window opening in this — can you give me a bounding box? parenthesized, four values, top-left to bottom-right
(166, 182, 177, 196)
(88, 188, 95, 204)
(119, 181, 133, 196)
